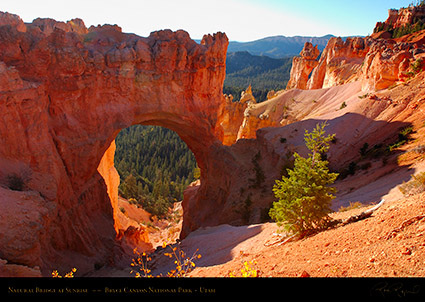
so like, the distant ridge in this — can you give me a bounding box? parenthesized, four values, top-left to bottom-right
(226, 35, 362, 58)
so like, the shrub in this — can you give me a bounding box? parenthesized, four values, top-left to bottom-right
(387, 126, 414, 152)
(360, 162, 372, 170)
(130, 243, 201, 278)
(338, 201, 363, 212)
(411, 58, 424, 73)
(359, 143, 369, 157)
(269, 122, 338, 237)
(399, 172, 425, 196)
(348, 161, 357, 175)
(229, 260, 259, 277)
(164, 247, 201, 277)
(248, 151, 265, 189)
(142, 195, 170, 219)
(52, 268, 76, 278)
(398, 126, 413, 142)
(130, 248, 153, 278)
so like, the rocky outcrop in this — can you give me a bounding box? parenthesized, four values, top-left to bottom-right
(287, 34, 425, 91)
(116, 226, 152, 255)
(0, 258, 42, 277)
(286, 4, 425, 93)
(308, 37, 369, 89)
(360, 39, 415, 91)
(0, 12, 231, 275)
(0, 11, 290, 276)
(286, 42, 320, 89)
(233, 87, 279, 140)
(217, 93, 247, 145)
(0, 12, 26, 32)
(374, 6, 425, 34)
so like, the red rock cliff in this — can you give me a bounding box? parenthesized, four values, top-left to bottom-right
(286, 42, 320, 89)
(374, 6, 425, 35)
(288, 34, 425, 91)
(0, 12, 237, 274)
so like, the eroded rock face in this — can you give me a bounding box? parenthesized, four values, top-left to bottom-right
(308, 37, 369, 89)
(293, 35, 425, 91)
(374, 6, 425, 34)
(286, 42, 320, 89)
(0, 13, 234, 275)
(2, 11, 422, 277)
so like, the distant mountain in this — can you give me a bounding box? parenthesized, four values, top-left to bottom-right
(227, 35, 334, 58)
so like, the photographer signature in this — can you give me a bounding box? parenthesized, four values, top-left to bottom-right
(371, 282, 421, 297)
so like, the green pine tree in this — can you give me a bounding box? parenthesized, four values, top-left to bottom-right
(269, 122, 339, 237)
(121, 174, 138, 199)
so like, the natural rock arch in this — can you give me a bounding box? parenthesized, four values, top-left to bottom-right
(0, 13, 259, 274)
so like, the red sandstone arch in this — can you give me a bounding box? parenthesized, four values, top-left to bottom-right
(0, 13, 245, 274)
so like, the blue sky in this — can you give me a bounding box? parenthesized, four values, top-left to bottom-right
(1, 0, 414, 41)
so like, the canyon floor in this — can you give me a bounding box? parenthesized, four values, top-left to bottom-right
(93, 146, 425, 278)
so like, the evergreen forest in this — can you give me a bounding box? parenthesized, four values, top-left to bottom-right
(224, 51, 292, 102)
(114, 126, 198, 217)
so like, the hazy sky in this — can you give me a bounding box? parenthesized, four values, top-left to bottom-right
(1, 0, 414, 41)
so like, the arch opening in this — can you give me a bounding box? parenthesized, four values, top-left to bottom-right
(97, 113, 213, 256)
(115, 125, 198, 208)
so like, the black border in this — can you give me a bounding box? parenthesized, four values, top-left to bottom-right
(1, 277, 425, 299)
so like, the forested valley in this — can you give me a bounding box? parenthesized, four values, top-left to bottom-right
(224, 51, 292, 102)
(115, 126, 199, 217)
(114, 51, 292, 218)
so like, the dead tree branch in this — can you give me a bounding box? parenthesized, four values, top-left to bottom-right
(338, 199, 386, 226)
(265, 199, 386, 247)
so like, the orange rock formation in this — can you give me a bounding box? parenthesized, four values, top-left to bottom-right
(286, 42, 320, 89)
(287, 29, 425, 92)
(374, 6, 425, 34)
(0, 12, 234, 274)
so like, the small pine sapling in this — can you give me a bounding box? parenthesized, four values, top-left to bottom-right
(269, 122, 338, 238)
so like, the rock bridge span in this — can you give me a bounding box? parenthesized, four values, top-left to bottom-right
(0, 13, 254, 274)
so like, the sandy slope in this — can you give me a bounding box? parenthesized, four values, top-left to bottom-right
(183, 121, 425, 277)
(141, 141, 425, 278)
(186, 191, 425, 277)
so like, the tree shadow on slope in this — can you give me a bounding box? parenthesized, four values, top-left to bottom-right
(150, 224, 263, 275)
(256, 112, 416, 212)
